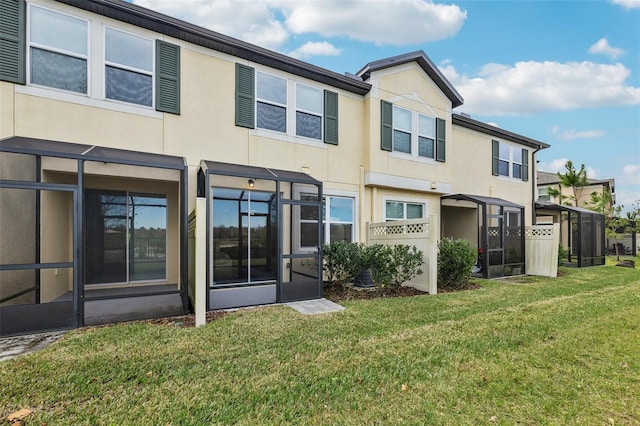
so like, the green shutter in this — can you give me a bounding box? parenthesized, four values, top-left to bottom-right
(435, 117, 446, 162)
(0, 0, 26, 84)
(522, 148, 529, 181)
(492, 140, 500, 176)
(380, 100, 393, 151)
(323, 90, 338, 145)
(235, 63, 255, 128)
(155, 40, 180, 114)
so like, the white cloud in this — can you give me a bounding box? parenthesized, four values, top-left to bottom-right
(622, 164, 640, 184)
(589, 38, 624, 60)
(538, 159, 598, 179)
(287, 41, 342, 60)
(551, 126, 605, 140)
(276, 0, 467, 45)
(132, 0, 289, 50)
(610, 0, 640, 9)
(440, 61, 640, 116)
(132, 0, 466, 50)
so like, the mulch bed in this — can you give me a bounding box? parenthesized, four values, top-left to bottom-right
(142, 281, 480, 327)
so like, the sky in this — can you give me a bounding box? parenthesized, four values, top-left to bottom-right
(132, 0, 640, 214)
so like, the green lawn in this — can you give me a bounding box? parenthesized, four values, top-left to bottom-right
(2, 266, 639, 425)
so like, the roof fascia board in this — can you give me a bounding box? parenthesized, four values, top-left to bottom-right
(452, 114, 550, 150)
(55, 0, 371, 96)
(357, 51, 463, 108)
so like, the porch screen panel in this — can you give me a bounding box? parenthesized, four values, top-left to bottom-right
(85, 190, 127, 284)
(129, 194, 167, 281)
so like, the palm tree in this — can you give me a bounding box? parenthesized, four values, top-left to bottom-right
(546, 161, 588, 207)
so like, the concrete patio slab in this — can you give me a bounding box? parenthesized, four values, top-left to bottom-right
(285, 298, 345, 315)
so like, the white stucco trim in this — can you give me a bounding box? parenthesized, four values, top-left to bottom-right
(365, 171, 451, 194)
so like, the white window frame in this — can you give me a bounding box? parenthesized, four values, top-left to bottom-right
(390, 105, 439, 162)
(103, 26, 154, 108)
(295, 83, 323, 141)
(294, 187, 358, 252)
(19, 3, 162, 118)
(496, 140, 523, 180)
(383, 196, 427, 221)
(256, 71, 288, 134)
(27, 4, 90, 95)
(418, 113, 436, 159)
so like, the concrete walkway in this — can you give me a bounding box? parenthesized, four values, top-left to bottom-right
(0, 330, 67, 362)
(285, 298, 345, 315)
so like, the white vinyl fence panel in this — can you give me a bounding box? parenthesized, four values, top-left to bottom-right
(368, 215, 438, 294)
(525, 224, 559, 277)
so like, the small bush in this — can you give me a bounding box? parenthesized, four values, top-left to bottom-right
(558, 244, 569, 266)
(322, 242, 423, 288)
(437, 238, 476, 290)
(321, 241, 364, 286)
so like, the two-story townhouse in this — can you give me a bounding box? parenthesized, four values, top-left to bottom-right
(0, 0, 549, 335)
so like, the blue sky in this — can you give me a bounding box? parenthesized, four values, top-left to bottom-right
(133, 0, 640, 213)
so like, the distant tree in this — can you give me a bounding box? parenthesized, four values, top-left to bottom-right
(546, 161, 589, 207)
(587, 187, 625, 260)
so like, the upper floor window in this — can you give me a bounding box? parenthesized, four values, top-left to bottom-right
(385, 201, 424, 221)
(393, 106, 412, 153)
(537, 187, 551, 202)
(256, 71, 287, 132)
(381, 100, 445, 162)
(418, 114, 436, 159)
(235, 64, 339, 145)
(105, 28, 153, 107)
(29, 6, 88, 94)
(296, 83, 322, 140)
(492, 140, 529, 181)
(4, 4, 180, 114)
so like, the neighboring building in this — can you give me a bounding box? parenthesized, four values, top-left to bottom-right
(536, 170, 615, 209)
(535, 171, 610, 267)
(0, 0, 549, 335)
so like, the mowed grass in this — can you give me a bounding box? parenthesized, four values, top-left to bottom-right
(1, 266, 639, 425)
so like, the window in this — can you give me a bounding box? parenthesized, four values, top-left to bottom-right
(256, 71, 287, 133)
(381, 100, 445, 161)
(105, 28, 153, 107)
(235, 64, 339, 144)
(296, 83, 322, 140)
(538, 187, 551, 202)
(492, 140, 529, 181)
(29, 6, 88, 93)
(418, 114, 435, 158)
(9, 4, 180, 113)
(300, 194, 355, 249)
(385, 201, 424, 221)
(393, 106, 412, 153)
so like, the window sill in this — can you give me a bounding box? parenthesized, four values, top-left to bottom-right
(389, 152, 438, 164)
(250, 128, 328, 148)
(15, 85, 163, 119)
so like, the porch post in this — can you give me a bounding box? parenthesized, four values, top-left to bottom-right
(75, 159, 84, 327)
(180, 166, 189, 314)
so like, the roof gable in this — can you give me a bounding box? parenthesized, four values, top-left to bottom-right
(356, 51, 463, 108)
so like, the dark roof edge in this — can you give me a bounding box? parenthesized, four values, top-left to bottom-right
(452, 114, 550, 150)
(56, 0, 371, 96)
(356, 51, 464, 108)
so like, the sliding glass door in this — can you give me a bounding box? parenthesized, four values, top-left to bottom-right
(85, 190, 167, 285)
(211, 188, 277, 285)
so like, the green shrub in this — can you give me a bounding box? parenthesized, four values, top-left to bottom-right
(321, 241, 365, 286)
(437, 238, 476, 290)
(322, 242, 423, 288)
(558, 244, 569, 266)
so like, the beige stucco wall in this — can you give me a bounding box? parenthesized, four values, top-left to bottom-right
(452, 125, 536, 226)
